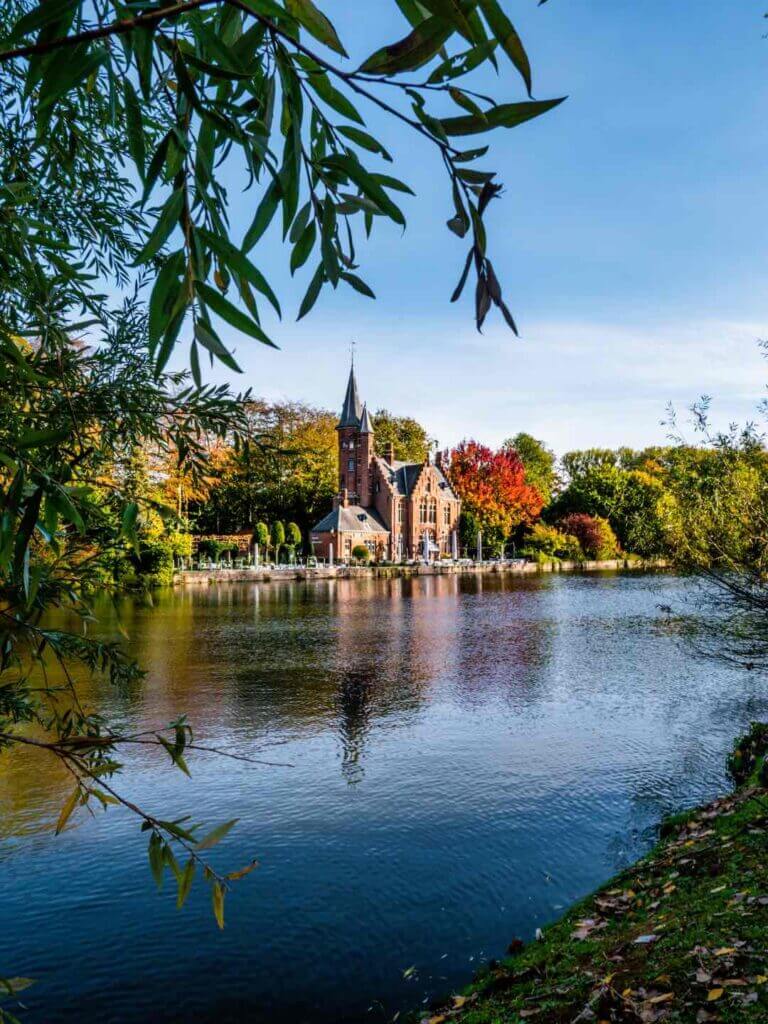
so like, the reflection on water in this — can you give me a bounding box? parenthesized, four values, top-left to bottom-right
(1, 572, 766, 1024)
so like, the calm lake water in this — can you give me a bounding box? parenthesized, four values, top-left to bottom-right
(2, 572, 767, 1023)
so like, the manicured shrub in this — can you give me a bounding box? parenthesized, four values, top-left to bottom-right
(351, 544, 370, 562)
(271, 521, 285, 560)
(558, 513, 619, 560)
(253, 522, 270, 550)
(286, 522, 302, 547)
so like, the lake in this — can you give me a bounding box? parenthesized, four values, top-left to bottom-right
(2, 571, 766, 1023)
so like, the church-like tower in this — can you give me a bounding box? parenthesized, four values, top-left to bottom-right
(336, 363, 373, 506)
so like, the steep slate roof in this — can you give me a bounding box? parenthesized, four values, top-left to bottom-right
(338, 365, 362, 428)
(374, 456, 458, 500)
(312, 504, 388, 534)
(359, 403, 373, 434)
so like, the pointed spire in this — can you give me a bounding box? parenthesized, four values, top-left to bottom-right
(338, 360, 363, 428)
(359, 403, 373, 434)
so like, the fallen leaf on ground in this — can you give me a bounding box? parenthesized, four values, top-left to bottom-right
(707, 988, 724, 1001)
(452, 995, 467, 1008)
(634, 934, 659, 944)
(714, 947, 737, 956)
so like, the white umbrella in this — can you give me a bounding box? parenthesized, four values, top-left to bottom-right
(476, 531, 483, 562)
(422, 532, 430, 561)
(451, 530, 458, 560)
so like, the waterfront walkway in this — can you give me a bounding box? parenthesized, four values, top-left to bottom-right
(173, 558, 668, 586)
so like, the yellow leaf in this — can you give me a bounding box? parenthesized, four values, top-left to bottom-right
(426, 1017, 446, 1024)
(452, 995, 467, 1008)
(226, 860, 259, 881)
(55, 786, 81, 835)
(714, 947, 737, 956)
(756, 975, 767, 985)
(212, 880, 225, 930)
(649, 993, 674, 1004)
(707, 988, 724, 1002)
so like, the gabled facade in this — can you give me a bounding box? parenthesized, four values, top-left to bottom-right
(310, 365, 461, 562)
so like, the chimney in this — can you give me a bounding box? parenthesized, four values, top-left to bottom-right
(435, 449, 444, 471)
(384, 441, 395, 464)
(341, 487, 349, 508)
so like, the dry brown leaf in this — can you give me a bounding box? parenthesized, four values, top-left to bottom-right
(649, 992, 674, 1004)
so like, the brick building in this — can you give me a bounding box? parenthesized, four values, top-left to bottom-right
(310, 365, 461, 562)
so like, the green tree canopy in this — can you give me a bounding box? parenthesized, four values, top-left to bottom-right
(372, 408, 433, 463)
(253, 521, 270, 548)
(286, 521, 302, 548)
(504, 432, 558, 504)
(271, 519, 286, 551)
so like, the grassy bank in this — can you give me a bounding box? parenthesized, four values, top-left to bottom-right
(422, 726, 768, 1024)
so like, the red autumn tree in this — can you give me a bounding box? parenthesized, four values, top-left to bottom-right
(449, 440, 544, 550)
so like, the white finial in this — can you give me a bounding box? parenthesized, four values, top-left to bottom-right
(350, 339, 356, 367)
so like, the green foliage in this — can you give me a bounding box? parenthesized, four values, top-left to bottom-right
(196, 400, 337, 537)
(286, 521, 302, 548)
(522, 522, 582, 561)
(372, 409, 432, 463)
(351, 544, 370, 562)
(135, 540, 176, 586)
(550, 448, 667, 556)
(504, 433, 558, 505)
(253, 522, 270, 549)
(1, 0, 563, 375)
(271, 520, 286, 559)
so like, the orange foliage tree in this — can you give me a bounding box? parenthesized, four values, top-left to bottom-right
(450, 440, 544, 551)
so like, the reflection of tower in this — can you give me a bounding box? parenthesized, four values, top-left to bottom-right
(334, 668, 375, 785)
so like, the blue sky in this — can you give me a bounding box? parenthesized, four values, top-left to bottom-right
(178, 1, 768, 455)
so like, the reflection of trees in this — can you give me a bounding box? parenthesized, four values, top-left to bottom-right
(452, 574, 553, 709)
